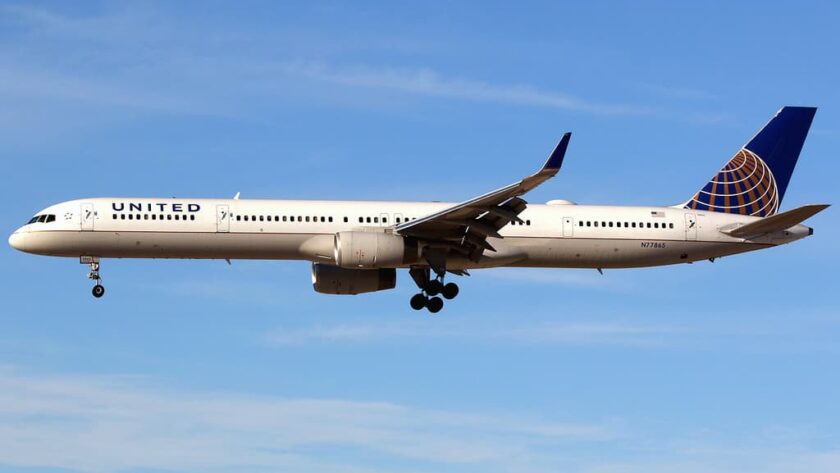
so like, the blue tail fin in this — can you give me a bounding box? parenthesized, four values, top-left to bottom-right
(685, 106, 816, 217)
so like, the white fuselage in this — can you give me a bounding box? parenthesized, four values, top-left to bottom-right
(8, 197, 811, 270)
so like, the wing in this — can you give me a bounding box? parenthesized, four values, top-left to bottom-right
(395, 133, 571, 262)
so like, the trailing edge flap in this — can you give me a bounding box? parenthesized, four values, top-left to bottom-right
(722, 204, 829, 238)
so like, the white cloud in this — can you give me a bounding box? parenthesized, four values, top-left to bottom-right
(263, 321, 682, 347)
(278, 62, 654, 116)
(0, 368, 608, 472)
(2, 368, 839, 473)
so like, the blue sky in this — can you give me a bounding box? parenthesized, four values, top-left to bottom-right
(1, 1, 839, 472)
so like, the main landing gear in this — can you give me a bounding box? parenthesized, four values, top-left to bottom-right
(408, 267, 459, 314)
(82, 256, 105, 298)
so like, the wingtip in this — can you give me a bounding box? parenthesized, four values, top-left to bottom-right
(543, 132, 572, 171)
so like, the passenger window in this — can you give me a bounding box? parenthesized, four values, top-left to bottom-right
(343, 217, 348, 223)
(366, 217, 371, 223)
(176, 215, 181, 220)
(646, 222, 651, 228)
(152, 215, 157, 220)
(654, 222, 659, 228)
(304, 216, 309, 222)
(374, 217, 379, 223)
(624, 222, 628, 228)
(120, 214, 126, 220)
(669, 223, 674, 229)
(144, 214, 148, 220)
(631, 222, 636, 228)
(113, 214, 117, 220)
(167, 215, 172, 220)
(586, 221, 591, 227)
(594, 221, 598, 227)
(329, 217, 333, 223)
(358, 217, 363, 223)
(526, 220, 531, 226)
(190, 215, 195, 221)
(608, 222, 613, 228)
(129, 214, 133, 220)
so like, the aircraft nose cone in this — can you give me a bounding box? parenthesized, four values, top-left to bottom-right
(8, 231, 26, 252)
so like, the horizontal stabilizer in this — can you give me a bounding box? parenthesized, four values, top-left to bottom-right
(722, 204, 829, 238)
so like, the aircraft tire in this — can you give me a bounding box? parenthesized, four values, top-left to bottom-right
(410, 293, 427, 310)
(427, 296, 443, 313)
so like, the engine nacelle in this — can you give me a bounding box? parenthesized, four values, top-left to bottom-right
(334, 231, 406, 269)
(311, 263, 397, 295)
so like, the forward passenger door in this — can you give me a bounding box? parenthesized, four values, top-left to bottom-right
(81, 203, 95, 231)
(216, 205, 230, 232)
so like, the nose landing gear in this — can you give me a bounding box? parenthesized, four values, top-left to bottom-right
(408, 267, 459, 314)
(81, 256, 105, 298)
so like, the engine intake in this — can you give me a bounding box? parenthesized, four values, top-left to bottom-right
(334, 231, 407, 268)
(311, 263, 397, 295)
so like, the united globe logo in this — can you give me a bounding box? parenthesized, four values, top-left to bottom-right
(686, 149, 780, 217)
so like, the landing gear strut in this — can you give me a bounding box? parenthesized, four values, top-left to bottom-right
(408, 267, 459, 314)
(82, 256, 105, 298)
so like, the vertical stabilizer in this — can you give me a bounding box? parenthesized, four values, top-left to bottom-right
(685, 106, 816, 216)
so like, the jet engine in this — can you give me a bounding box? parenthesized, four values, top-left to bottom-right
(334, 231, 408, 269)
(311, 263, 397, 295)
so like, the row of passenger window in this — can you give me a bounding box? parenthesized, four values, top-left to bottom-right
(509, 219, 532, 226)
(27, 214, 56, 224)
(236, 214, 335, 223)
(580, 220, 674, 229)
(113, 214, 196, 221)
(232, 215, 420, 224)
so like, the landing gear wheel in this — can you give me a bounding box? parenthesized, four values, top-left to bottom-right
(425, 279, 443, 296)
(442, 282, 459, 300)
(410, 293, 427, 311)
(92, 284, 105, 298)
(426, 296, 444, 314)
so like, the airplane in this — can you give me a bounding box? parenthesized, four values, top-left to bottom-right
(8, 106, 829, 313)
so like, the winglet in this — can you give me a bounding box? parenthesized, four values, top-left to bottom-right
(542, 132, 571, 172)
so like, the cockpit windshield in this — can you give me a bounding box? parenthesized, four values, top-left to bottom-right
(27, 214, 55, 224)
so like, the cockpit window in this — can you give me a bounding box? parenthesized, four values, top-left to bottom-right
(27, 214, 56, 224)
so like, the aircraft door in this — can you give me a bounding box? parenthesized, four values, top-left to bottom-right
(81, 203, 95, 231)
(216, 205, 230, 233)
(685, 213, 697, 240)
(563, 216, 574, 237)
